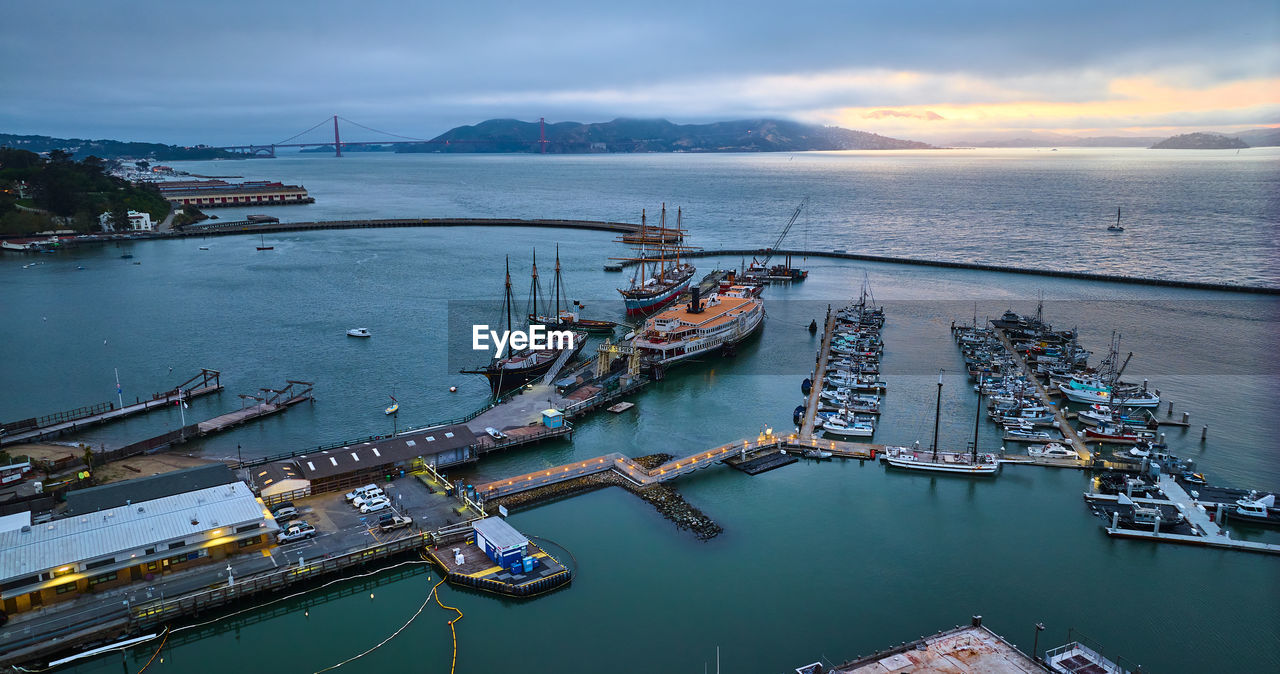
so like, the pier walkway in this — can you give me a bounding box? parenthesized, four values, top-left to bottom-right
(0, 370, 223, 447)
(992, 329, 1091, 459)
(197, 382, 313, 435)
(1096, 476, 1280, 555)
(476, 433, 881, 500)
(800, 306, 835, 437)
(175, 217, 649, 237)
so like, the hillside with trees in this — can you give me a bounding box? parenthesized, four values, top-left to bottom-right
(0, 148, 170, 235)
(1150, 133, 1248, 149)
(0, 133, 234, 161)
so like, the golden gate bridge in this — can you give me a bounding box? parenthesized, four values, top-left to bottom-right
(215, 115, 551, 157)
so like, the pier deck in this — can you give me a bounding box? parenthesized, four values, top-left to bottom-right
(800, 306, 836, 437)
(992, 329, 1091, 458)
(1, 370, 223, 447)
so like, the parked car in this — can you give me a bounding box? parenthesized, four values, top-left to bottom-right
(359, 496, 391, 514)
(271, 505, 299, 524)
(378, 514, 413, 531)
(352, 489, 386, 508)
(484, 426, 507, 440)
(276, 521, 316, 543)
(345, 484, 381, 502)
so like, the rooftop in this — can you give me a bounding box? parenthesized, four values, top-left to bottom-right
(814, 623, 1043, 674)
(66, 464, 237, 514)
(473, 516, 528, 551)
(0, 482, 265, 583)
(295, 424, 477, 480)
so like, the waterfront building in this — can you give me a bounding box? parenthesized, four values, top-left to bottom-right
(0, 481, 275, 614)
(156, 179, 314, 207)
(260, 424, 479, 498)
(97, 209, 153, 232)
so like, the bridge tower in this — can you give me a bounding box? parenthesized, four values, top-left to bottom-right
(333, 115, 342, 157)
(539, 117, 548, 154)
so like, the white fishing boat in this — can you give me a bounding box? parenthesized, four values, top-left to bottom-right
(821, 416, 875, 438)
(347, 328, 371, 338)
(1028, 443, 1078, 459)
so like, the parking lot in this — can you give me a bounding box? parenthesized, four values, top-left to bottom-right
(267, 474, 475, 568)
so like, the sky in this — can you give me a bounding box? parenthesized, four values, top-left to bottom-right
(1, 0, 1277, 145)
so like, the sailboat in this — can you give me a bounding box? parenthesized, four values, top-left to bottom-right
(611, 204, 697, 316)
(529, 245, 618, 334)
(461, 256, 587, 396)
(257, 233, 273, 250)
(1107, 207, 1125, 232)
(882, 370, 1001, 475)
(384, 395, 399, 416)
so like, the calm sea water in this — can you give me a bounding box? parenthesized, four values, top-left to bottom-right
(2, 151, 1277, 673)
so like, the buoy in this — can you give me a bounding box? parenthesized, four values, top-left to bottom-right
(449, 386, 457, 393)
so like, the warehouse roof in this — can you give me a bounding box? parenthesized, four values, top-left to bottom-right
(473, 517, 527, 551)
(66, 464, 237, 514)
(296, 425, 477, 480)
(0, 482, 265, 584)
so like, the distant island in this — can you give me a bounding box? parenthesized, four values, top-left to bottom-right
(1150, 132, 1249, 149)
(0, 133, 234, 161)
(398, 118, 934, 153)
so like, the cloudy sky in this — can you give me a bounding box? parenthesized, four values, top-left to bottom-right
(2, 0, 1277, 145)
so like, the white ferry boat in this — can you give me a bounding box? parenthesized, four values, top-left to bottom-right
(632, 285, 764, 367)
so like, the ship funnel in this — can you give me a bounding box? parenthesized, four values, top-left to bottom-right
(689, 286, 703, 313)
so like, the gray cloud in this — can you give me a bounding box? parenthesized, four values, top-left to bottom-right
(0, 0, 1276, 144)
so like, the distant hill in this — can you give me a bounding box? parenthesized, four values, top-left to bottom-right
(0, 133, 233, 161)
(1150, 133, 1249, 149)
(1228, 127, 1280, 148)
(400, 118, 934, 153)
(948, 132, 1161, 148)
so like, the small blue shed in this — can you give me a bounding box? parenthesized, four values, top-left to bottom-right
(472, 517, 528, 568)
(541, 409, 565, 429)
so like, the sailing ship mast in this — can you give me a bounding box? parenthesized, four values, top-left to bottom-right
(502, 256, 513, 360)
(931, 369, 943, 462)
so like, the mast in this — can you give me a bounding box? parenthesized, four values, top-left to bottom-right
(675, 206, 682, 271)
(658, 203, 667, 282)
(1116, 207, 1121, 228)
(529, 249, 540, 320)
(554, 244, 562, 316)
(640, 209, 647, 288)
(932, 369, 943, 461)
(972, 388, 982, 461)
(503, 256, 513, 359)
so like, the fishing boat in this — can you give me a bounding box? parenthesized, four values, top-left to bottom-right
(631, 285, 764, 367)
(612, 204, 697, 316)
(385, 395, 399, 416)
(820, 416, 875, 438)
(882, 372, 1000, 476)
(1084, 422, 1156, 445)
(461, 257, 587, 396)
(1028, 443, 1078, 459)
(1107, 207, 1125, 232)
(529, 246, 618, 334)
(346, 328, 371, 338)
(1221, 493, 1280, 526)
(257, 234, 273, 251)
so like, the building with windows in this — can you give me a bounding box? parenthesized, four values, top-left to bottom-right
(156, 180, 313, 208)
(0, 481, 275, 614)
(97, 209, 154, 232)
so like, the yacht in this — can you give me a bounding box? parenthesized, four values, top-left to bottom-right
(1028, 443, 1078, 459)
(347, 328, 371, 338)
(820, 416, 875, 438)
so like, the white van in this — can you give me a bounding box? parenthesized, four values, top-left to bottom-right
(345, 484, 380, 502)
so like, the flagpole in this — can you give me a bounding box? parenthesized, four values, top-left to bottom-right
(114, 368, 123, 408)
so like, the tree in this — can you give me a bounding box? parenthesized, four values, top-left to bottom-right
(82, 444, 94, 471)
(109, 200, 129, 232)
(47, 149, 72, 163)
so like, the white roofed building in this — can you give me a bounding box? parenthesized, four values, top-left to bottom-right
(0, 481, 276, 614)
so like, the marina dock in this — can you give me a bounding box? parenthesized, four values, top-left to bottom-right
(800, 305, 836, 436)
(0, 370, 223, 447)
(991, 328, 1092, 458)
(197, 380, 313, 434)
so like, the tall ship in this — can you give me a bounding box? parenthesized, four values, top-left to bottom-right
(461, 257, 587, 396)
(613, 204, 698, 316)
(631, 285, 765, 368)
(882, 370, 1001, 476)
(528, 245, 618, 334)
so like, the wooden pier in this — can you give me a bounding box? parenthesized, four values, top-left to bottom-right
(800, 305, 836, 437)
(0, 370, 222, 447)
(992, 329, 1092, 459)
(197, 380, 312, 434)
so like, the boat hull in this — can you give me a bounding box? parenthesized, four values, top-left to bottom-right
(883, 456, 1000, 475)
(621, 276, 693, 316)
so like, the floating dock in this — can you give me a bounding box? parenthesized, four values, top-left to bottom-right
(800, 305, 836, 436)
(426, 540, 571, 597)
(0, 370, 222, 447)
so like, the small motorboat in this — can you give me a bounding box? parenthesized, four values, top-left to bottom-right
(820, 416, 875, 438)
(199, 246, 209, 250)
(120, 253, 133, 259)
(1225, 493, 1278, 526)
(1028, 443, 1077, 459)
(347, 328, 371, 338)
(1180, 471, 1207, 485)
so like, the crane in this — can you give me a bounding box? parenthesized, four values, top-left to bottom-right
(749, 196, 810, 281)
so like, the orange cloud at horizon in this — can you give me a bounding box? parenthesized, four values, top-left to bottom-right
(828, 75, 1280, 136)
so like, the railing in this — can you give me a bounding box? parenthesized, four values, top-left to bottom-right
(479, 424, 573, 455)
(130, 533, 431, 630)
(563, 377, 650, 417)
(261, 486, 311, 507)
